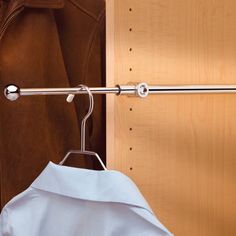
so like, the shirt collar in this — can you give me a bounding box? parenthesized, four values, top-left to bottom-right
(31, 161, 153, 214)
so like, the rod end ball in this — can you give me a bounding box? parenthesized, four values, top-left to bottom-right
(4, 84, 20, 101)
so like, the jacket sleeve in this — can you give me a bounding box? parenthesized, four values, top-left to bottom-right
(0, 208, 11, 236)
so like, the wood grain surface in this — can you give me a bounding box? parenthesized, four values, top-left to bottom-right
(106, 0, 236, 235)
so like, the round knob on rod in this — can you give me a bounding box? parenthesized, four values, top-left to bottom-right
(4, 84, 20, 101)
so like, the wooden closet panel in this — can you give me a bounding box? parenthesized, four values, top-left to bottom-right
(106, 0, 236, 235)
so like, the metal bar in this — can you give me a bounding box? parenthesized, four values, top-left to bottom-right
(20, 87, 120, 96)
(4, 83, 236, 101)
(149, 85, 236, 94)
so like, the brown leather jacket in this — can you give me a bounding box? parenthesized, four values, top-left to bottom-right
(0, 0, 106, 209)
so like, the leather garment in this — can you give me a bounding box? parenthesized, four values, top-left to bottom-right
(0, 0, 106, 209)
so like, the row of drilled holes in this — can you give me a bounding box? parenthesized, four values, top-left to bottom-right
(129, 8, 133, 171)
(129, 108, 133, 154)
(129, 107, 133, 171)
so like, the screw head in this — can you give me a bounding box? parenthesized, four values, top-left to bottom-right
(136, 82, 149, 98)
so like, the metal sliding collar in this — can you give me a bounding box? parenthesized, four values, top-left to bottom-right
(117, 82, 149, 98)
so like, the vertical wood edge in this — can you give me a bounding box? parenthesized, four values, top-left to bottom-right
(106, 0, 116, 169)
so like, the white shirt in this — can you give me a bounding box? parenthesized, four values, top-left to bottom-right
(0, 162, 173, 236)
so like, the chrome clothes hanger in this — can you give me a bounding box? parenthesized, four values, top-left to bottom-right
(59, 84, 107, 170)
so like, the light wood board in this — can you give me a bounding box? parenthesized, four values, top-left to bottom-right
(106, 0, 236, 235)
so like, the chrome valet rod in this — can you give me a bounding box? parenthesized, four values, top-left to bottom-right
(4, 83, 236, 101)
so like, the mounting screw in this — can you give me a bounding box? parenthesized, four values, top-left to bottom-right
(136, 82, 149, 98)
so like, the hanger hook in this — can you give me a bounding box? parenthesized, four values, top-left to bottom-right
(66, 84, 94, 151)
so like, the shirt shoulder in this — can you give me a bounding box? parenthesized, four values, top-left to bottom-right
(0, 207, 11, 235)
(0, 187, 43, 236)
(1, 187, 37, 211)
